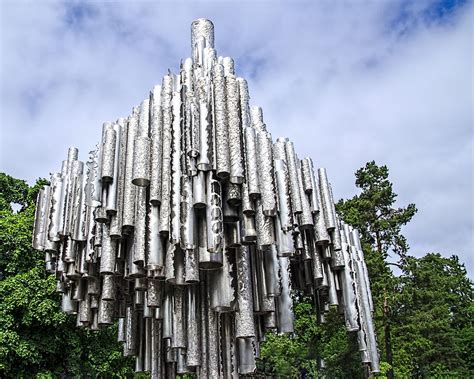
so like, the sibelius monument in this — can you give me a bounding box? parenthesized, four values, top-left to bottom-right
(32, 19, 380, 378)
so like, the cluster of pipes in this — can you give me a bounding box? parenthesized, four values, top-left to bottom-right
(32, 19, 379, 378)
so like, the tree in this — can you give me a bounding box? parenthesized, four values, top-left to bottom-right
(336, 161, 417, 262)
(258, 295, 362, 378)
(258, 297, 319, 377)
(392, 253, 473, 377)
(0, 173, 134, 377)
(336, 161, 417, 379)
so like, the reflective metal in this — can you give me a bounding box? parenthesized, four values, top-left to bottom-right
(33, 18, 379, 377)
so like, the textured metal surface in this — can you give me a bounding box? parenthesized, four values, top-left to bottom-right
(235, 246, 256, 338)
(180, 176, 195, 250)
(285, 140, 303, 214)
(100, 224, 116, 274)
(197, 83, 213, 171)
(274, 215, 294, 257)
(237, 337, 256, 374)
(210, 246, 234, 312)
(264, 245, 281, 296)
(206, 174, 223, 254)
(274, 159, 293, 231)
(170, 76, 182, 244)
(244, 126, 260, 199)
(182, 58, 196, 177)
(106, 121, 123, 217)
(122, 110, 138, 230)
(238, 77, 250, 129)
(150, 85, 163, 204)
(146, 204, 164, 272)
(340, 239, 359, 332)
(226, 74, 244, 184)
(159, 75, 173, 234)
(133, 187, 147, 265)
(185, 248, 199, 283)
(255, 199, 275, 249)
(101, 274, 116, 301)
(32, 186, 49, 250)
(132, 135, 151, 187)
(257, 131, 277, 216)
(305, 157, 320, 213)
(301, 157, 313, 194)
(276, 257, 294, 333)
(101, 125, 116, 183)
(250, 106, 265, 133)
(48, 173, 64, 242)
(186, 284, 201, 366)
(138, 99, 150, 136)
(213, 63, 230, 178)
(226, 181, 241, 207)
(33, 19, 379, 377)
(222, 182, 240, 222)
(191, 18, 214, 50)
(297, 158, 314, 229)
(318, 167, 336, 230)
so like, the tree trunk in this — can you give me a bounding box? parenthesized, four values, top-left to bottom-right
(384, 288, 394, 379)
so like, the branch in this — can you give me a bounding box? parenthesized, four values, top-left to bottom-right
(387, 262, 403, 269)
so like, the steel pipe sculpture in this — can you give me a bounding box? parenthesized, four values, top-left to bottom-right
(32, 19, 380, 377)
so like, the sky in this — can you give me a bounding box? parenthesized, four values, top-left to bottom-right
(1, 1, 472, 276)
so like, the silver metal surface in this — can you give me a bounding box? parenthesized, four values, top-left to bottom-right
(101, 125, 116, 183)
(133, 186, 147, 265)
(150, 85, 163, 204)
(285, 141, 303, 215)
(244, 126, 261, 199)
(159, 74, 173, 235)
(122, 109, 139, 231)
(274, 159, 293, 231)
(318, 168, 337, 230)
(105, 121, 122, 216)
(132, 135, 151, 187)
(257, 130, 277, 216)
(32, 186, 49, 250)
(33, 19, 379, 377)
(191, 18, 214, 51)
(235, 246, 255, 338)
(226, 74, 244, 184)
(213, 63, 231, 178)
(146, 204, 164, 272)
(255, 200, 275, 248)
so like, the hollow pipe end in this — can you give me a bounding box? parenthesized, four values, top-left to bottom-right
(132, 178, 150, 187)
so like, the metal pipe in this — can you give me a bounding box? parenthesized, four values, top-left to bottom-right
(33, 19, 379, 376)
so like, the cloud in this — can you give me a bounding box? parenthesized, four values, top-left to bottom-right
(1, 1, 472, 275)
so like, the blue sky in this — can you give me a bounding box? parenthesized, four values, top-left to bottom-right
(1, 0, 472, 276)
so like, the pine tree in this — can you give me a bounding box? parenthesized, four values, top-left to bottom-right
(394, 253, 473, 377)
(336, 161, 417, 379)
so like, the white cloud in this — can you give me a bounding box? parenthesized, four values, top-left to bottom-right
(1, 1, 472, 275)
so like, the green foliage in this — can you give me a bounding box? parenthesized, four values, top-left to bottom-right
(259, 298, 319, 377)
(1, 166, 472, 378)
(0, 172, 134, 377)
(258, 296, 362, 378)
(393, 253, 473, 377)
(336, 161, 417, 260)
(336, 161, 418, 378)
(259, 161, 473, 378)
(336, 162, 473, 378)
(316, 307, 363, 378)
(0, 172, 30, 212)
